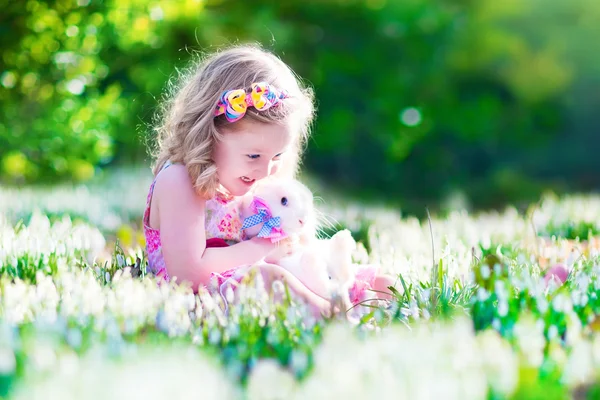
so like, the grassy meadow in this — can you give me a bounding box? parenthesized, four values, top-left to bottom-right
(1, 166, 600, 399)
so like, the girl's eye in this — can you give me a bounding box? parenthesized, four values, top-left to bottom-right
(273, 153, 283, 160)
(247, 154, 260, 160)
(281, 197, 288, 206)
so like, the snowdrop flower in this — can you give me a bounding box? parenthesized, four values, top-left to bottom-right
(0, 346, 16, 375)
(513, 316, 546, 368)
(476, 329, 518, 397)
(246, 358, 297, 400)
(10, 345, 240, 400)
(1, 279, 34, 324)
(562, 340, 594, 388)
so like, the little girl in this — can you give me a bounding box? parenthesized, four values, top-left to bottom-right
(143, 44, 394, 315)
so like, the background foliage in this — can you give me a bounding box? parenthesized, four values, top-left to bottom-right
(1, 0, 599, 214)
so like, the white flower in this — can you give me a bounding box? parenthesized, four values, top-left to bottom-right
(476, 329, 518, 396)
(513, 316, 546, 368)
(1, 279, 34, 324)
(246, 359, 297, 400)
(10, 346, 240, 400)
(0, 347, 16, 374)
(563, 340, 594, 388)
(30, 342, 57, 372)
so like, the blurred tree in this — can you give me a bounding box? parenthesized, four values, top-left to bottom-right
(0, 0, 205, 182)
(253, 0, 599, 212)
(1, 0, 598, 215)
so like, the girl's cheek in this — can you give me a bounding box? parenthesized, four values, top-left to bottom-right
(270, 163, 279, 176)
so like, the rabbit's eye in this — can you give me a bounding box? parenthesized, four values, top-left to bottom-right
(281, 197, 288, 206)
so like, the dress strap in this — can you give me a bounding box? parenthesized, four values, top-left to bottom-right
(143, 161, 173, 226)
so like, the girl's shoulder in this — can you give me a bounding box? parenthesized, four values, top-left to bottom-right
(153, 163, 207, 215)
(154, 164, 193, 193)
(157, 161, 187, 178)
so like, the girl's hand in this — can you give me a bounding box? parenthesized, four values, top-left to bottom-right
(264, 236, 299, 264)
(246, 236, 293, 264)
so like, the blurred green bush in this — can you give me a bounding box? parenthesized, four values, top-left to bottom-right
(1, 0, 599, 213)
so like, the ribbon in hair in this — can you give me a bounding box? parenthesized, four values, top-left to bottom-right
(214, 82, 288, 122)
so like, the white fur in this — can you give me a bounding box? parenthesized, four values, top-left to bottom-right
(239, 177, 314, 239)
(240, 176, 357, 309)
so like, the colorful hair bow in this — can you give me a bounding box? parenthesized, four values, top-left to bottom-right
(241, 196, 287, 243)
(214, 82, 288, 122)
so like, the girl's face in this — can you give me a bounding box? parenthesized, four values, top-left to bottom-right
(213, 118, 294, 197)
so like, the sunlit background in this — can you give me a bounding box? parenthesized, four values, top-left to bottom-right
(2, 0, 599, 217)
(3, 2, 600, 399)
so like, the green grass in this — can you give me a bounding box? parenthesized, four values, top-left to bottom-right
(2, 168, 600, 399)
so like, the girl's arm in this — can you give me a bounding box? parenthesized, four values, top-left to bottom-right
(155, 165, 278, 289)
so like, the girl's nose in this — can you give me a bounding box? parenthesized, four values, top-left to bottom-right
(255, 161, 274, 180)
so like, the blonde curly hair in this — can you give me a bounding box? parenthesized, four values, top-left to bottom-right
(151, 44, 315, 199)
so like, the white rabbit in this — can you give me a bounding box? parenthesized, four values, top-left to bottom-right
(239, 176, 357, 312)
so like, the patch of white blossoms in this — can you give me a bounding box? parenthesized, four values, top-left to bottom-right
(10, 346, 240, 400)
(0, 211, 106, 271)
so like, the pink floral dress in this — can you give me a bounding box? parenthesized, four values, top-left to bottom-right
(143, 161, 377, 307)
(143, 161, 247, 285)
